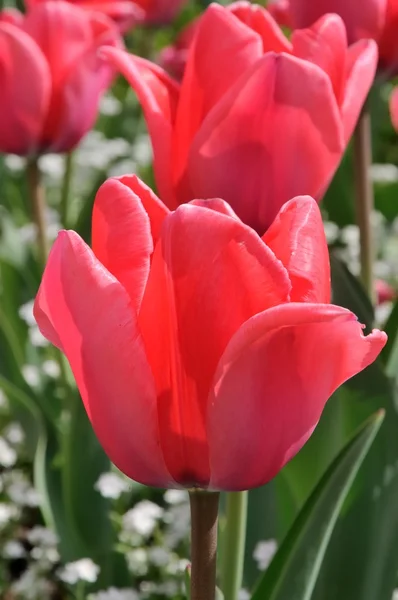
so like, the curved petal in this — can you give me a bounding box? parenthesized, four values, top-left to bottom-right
(101, 46, 180, 208)
(0, 8, 24, 26)
(0, 22, 51, 155)
(208, 303, 387, 491)
(262, 196, 330, 303)
(390, 86, 398, 133)
(188, 52, 344, 233)
(24, 3, 121, 152)
(289, 0, 387, 44)
(172, 2, 264, 200)
(138, 203, 291, 486)
(34, 230, 173, 488)
(190, 198, 241, 220)
(267, 0, 294, 29)
(228, 1, 292, 53)
(341, 39, 378, 142)
(292, 14, 347, 106)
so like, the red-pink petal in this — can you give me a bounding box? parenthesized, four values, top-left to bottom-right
(262, 196, 330, 303)
(341, 39, 378, 142)
(101, 46, 180, 208)
(34, 230, 173, 488)
(390, 86, 398, 132)
(188, 52, 344, 233)
(292, 14, 347, 106)
(172, 2, 263, 200)
(208, 303, 387, 491)
(0, 22, 50, 155)
(228, 1, 292, 53)
(138, 203, 291, 486)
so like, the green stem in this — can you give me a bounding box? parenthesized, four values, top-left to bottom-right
(353, 105, 374, 302)
(60, 152, 73, 228)
(220, 491, 248, 600)
(26, 158, 48, 266)
(189, 490, 220, 600)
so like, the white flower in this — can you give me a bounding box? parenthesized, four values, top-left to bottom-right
(122, 501, 163, 537)
(100, 95, 122, 116)
(392, 590, 398, 600)
(89, 587, 140, 600)
(29, 326, 49, 347)
(126, 549, 148, 576)
(370, 163, 398, 183)
(164, 489, 187, 505)
(95, 472, 130, 499)
(39, 154, 65, 181)
(166, 558, 189, 575)
(133, 134, 153, 166)
(164, 503, 190, 548)
(42, 359, 61, 378)
(4, 422, 25, 445)
(11, 565, 53, 600)
(22, 365, 41, 387)
(323, 221, 339, 245)
(19, 300, 35, 326)
(253, 540, 278, 571)
(0, 436, 17, 467)
(0, 503, 19, 527)
(148, 546, 170, 567)
(238, 590, 251, 600)
(7, 476, 41, 507)
(27, 526, 58, 548)
(4, 154, 25, 172)
(58, 558, 100, 585)
(2, 540, 26, 559)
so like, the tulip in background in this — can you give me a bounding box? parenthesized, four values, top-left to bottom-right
(0, 0, 121, 156)
(26, 0, 188, 28)
(34, 174, 386, 491)
(102, 2, 378, 234)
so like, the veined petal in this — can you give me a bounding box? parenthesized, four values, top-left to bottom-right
(263, 196, 330, 303)
(34, 230, 173, 488)
(208, 303, 386, 490)
(138, 203, 291, 486)
(101, 46, 180, 208)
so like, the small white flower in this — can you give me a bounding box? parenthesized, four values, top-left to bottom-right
(0, 436, 17, 467)
(370, 163, 398, 183)
(4, 422, 25, 445)
(126, 548, 148, 576)
(89, 587, 140, 600)
(42, 359, 61, 378)
(164, 489, 186, 505)
(27, 526, 58, 547)
(19, 300, 35, 326)
(3, 540, 26, 559)
(148, 546, 170, 567)
(122, 501, 163, 537)
(133, 134, 153, 166)
(323, 221, 339, 245)
(29, 326, 49, 347)
(155, 581, 179, 597)
(164, 503, 190, 548)
(31, 546, 60, 564)
(166, 558, 189, 575)
(95, 472, 130, 499)
(11, 565, 53, 600)
(39, 154, 65, 181)
(0, 503, 19, 527)
(4, 154, 26, 172)
(100, 95, 122, 116)
(7, 477, 41, 507)
(238, 590, 251, 600)
(22, 365, 41, 387)
(253, 540, 278, 571)
(392, 590, 398, 600)
(58, 558, 100, 585)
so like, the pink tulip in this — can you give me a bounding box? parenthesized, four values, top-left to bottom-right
(26, 0, 187, 29)
(0, 1, 122, 156)
(34, 176, 386, 490)
(102, 2, 378, 234)
(378, 0, 398, 73)
(376, 279, 396, 304)
(288, 0, 387, 44)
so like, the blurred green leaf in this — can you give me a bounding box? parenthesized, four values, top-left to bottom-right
(251, 411, 384, 600)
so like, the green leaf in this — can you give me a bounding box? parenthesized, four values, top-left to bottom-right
(251, 411, 384, 600)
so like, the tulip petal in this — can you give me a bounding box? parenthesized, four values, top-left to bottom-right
(262, 196, 330, 303)
(292, 14, 347, 106)
(34, 230, 173, 488)
(0, 8, 24, 26)
(189, 52, 344, 233)
(341, 39, 378, 142)
(189, 197, 240, 220)
(92, 175, 168, 311)
(0, 23, 50, 155)
(208, 303, 387, 491)
(138, 203, 291, 486)
(172, 2, 264, 199)
(101, 46, 180, 208)
(228, 1, 292, 53)
(390, 87, 398, 133)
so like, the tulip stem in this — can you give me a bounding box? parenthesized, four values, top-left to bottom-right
(189, 490, 220, 600)
(60, 152, 73, 228)
(353, 105, 374, 302)
(26, 158, 48, 267)
(220, 491, 248, 600)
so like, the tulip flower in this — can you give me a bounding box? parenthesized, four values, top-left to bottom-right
(378, 0, 398, 73)
(26, 0, 187, 28)
(102, 2, 378, 234)
(0, 1, 122, 156)
(267, 0, 293, 29)
(288, 0, 387, 43)
(375, 279, 396, 304)
(34, 175, 386, 490)
(390, 86, 398, 130)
